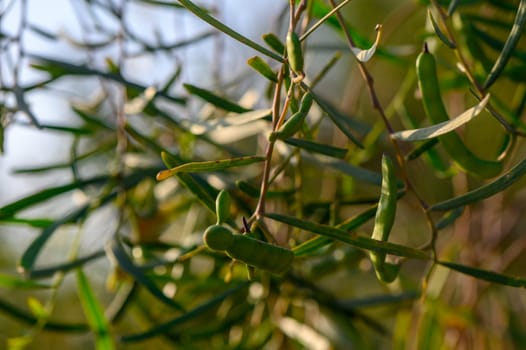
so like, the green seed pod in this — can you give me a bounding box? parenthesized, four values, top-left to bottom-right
(416, 44, 502, 178)
(203, 225, 234, 252)
(270, 92, 313, 141)
(203, 225, 294, 275)
(370, 155, 399, 283)
(286, 31, 304, 75)
(215, 190, 231, 224)
(226, 234, 294, 275)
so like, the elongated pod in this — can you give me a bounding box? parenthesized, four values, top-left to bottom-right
(286, 31, 304, 75)
(370, 155, 400, 283)
(269, 92, 313, 141)
(203, 225, 294, 275)
(215, 190, 231, 224)
(416, 44, 502, 178)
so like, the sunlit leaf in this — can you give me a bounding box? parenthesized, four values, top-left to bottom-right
(392, 94, 490, 141)
(156, 155, 265, 181)
(350, 24, 382, 62)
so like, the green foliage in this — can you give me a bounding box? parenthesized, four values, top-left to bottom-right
(2, 0, 526, 349)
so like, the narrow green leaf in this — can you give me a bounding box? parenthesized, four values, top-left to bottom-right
(177, 0, 283, 62)
(483, 0, 526, 89)
(76, 269, 115, 350)
(292, 236, 332, 257)
(17, 122, 93, 135)
(125, 125, 219, 214)
(121, 282, 247, 342)
(157, 155, 265, 181)
(267, 213, 429, 260)
(0, 274, 50, 289)
(284, 138, 348, 159)
(428, 10, 456, 49)
(293, 205, 378, 257)
(29, 250, 106, 279)
(72, 107, 115, 131)
(262, 33, 285, 54)
(106, 238, 185, 311)
(341, 291, 419, 308)
(303, 85, 365, 148)
(0, 297, 88, 332)
(300, 0, 353, 41)
(435, 207, 464, 230)
(235, 180, 294, 199)
(183, 83, 250, 113)
(0, 217, 54, 228)
(439, 261, 526, 287)
(13, 86, 41, 127)
(392, 94, 490, 141)
(18, 168, 157, 273)
(159, 151, 217, 214)
(29, 54, 186, 105)
(28, 24, 58, 40)
(0, 176, 109, 218)
(19, 204, 91, 273)
(405, 139, 439, 161)
(430, 156, 526, 211)
(136, 0, 184, 8)
(182, 108, 271, 135)
(247, 56, 277, 82)
(310, 156, 383, 186)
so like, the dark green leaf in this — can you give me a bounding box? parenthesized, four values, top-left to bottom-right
(0, 297, 88, 332)
(30, 250, 106, 279)
(483, 0, 526, 89)
(284, 138, 348, 159)
(29, 54, 186, 105)
(106, 237, 185, 311)
(267, 213, 429, 260)
(121, 282, 248, 342)
(430, 156, 526, 211)
(428, 10, 456, 49)
(439, 260, 526, 287)
(0, 176, 109, 218)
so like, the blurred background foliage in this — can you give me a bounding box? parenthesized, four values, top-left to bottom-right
(1, 0, 526, 349)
